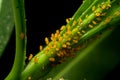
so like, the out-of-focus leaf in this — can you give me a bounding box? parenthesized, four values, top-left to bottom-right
(41, 27, 120, 80)
(0, 0, 14, 58)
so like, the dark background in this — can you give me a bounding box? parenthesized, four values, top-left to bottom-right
(0, 0, 120, 79)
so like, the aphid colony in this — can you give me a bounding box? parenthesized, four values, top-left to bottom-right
(26, 1, 115, 80)
(27, 1, 112, 65)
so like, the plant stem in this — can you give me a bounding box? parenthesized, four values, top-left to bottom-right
(5, 0, 26, 80)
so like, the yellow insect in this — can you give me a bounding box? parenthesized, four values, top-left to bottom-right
(45, 37, 49, 44)
(20, 32, 24, 39)
(92, 6, 96, 11)
(39, 45, 43, 51)
(49, 57, 55, 62)
(88, 24, 93, 28)
(28, 76, 32, 80)
(34, 57, 38, 63)
(28, 54, 33, 60)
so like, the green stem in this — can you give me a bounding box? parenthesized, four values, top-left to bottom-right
(20, 0, 120, 80)
(5, 0, 26, 80)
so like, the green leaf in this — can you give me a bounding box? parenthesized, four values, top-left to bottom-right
(0, 0, 14, 58)
(41, 27, 120, 80)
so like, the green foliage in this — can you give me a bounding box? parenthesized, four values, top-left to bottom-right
(0, 0, 120, 80)
(0, 0, 14, 57)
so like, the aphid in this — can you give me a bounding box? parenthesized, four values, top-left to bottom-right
(28, 54, 33, 60)
(66, 18, 70, 23)
(47, 77, 52, 80)
(107, 4, 111, 8)
(77, 31, 82, 36)
(105, 16, 112, 23)
(28, 76, 32, 80)
(58, 36, 62, 42)
(45, 37, 49, 44)
(66, 42, 71, 46)
(62, 44, 67, 48)
(88, 24, 94, 28)
(20, 32, 24, 39)
(95, 12, 101, 16)
(34, 57, 38, 63)
(92, 6, 96, 11)
(96, 17, 102, 21)
(60, 25, 65, 31)
(72, 20, 77, 26)
(101, 12, 106, 16)
(81, 30, 86, 33)
(85, 14, 89, 18)
(92, 20, 97, 25)
(101, 4, 106, 10)
(67, 37, 71, 41)
(72, 39, 78, 43)
(49, 57, 55, 62)
(39, 45, 43, 51)
(114, 11, 120, 16)
(56, 48, 59, 51)
(59, 77, 64, 80)
(78, 18, 83, 24)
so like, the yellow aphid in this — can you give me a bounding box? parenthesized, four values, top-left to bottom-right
(66, 42, 71, 46)
(34, 57, 38, 63)
(60, 25, 65, 31)
(56, 48, 59, 51)
(66, 18, 70, 23)
(57, 53, 61, 57)
(73, 36, 79, 40)
(77, 31, 82, 36)
(101, 5, 106, 10)
(66, 30, 71, 35)
(67, 38, 71, 41)
(28, 54, 33, 60)
(105, 16, 112, 23)
(20, 32, 24, 39)
(63, 34, 67, 38)
(92, 20, 97, 25)
(85, 14, 89, 18)
(62, 44, 67, 48)
(45, 37, 49, 44)
(56, 30, 60, 34)
(81, 30, 86, 33)
(73, 39, 78, 43)
(107, 4, 111, 8)
(92, 6, 96, 11)
(72, 20, 77, 26)
(48, 43, 52, 49)
(95, 12, 101, 16)
(39, 45, 43, 51)
(79, 18, 83, 23)
(88, 24, 94, 28)
(96, 17, 102, 21)
(114, 11, 120, 16)
(28, 76, 32, 80)
(58, 37, 62, 42)
(53, 44, 57, 49)
(49, 57, 55, 62)
(101, 12, 106, 16)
